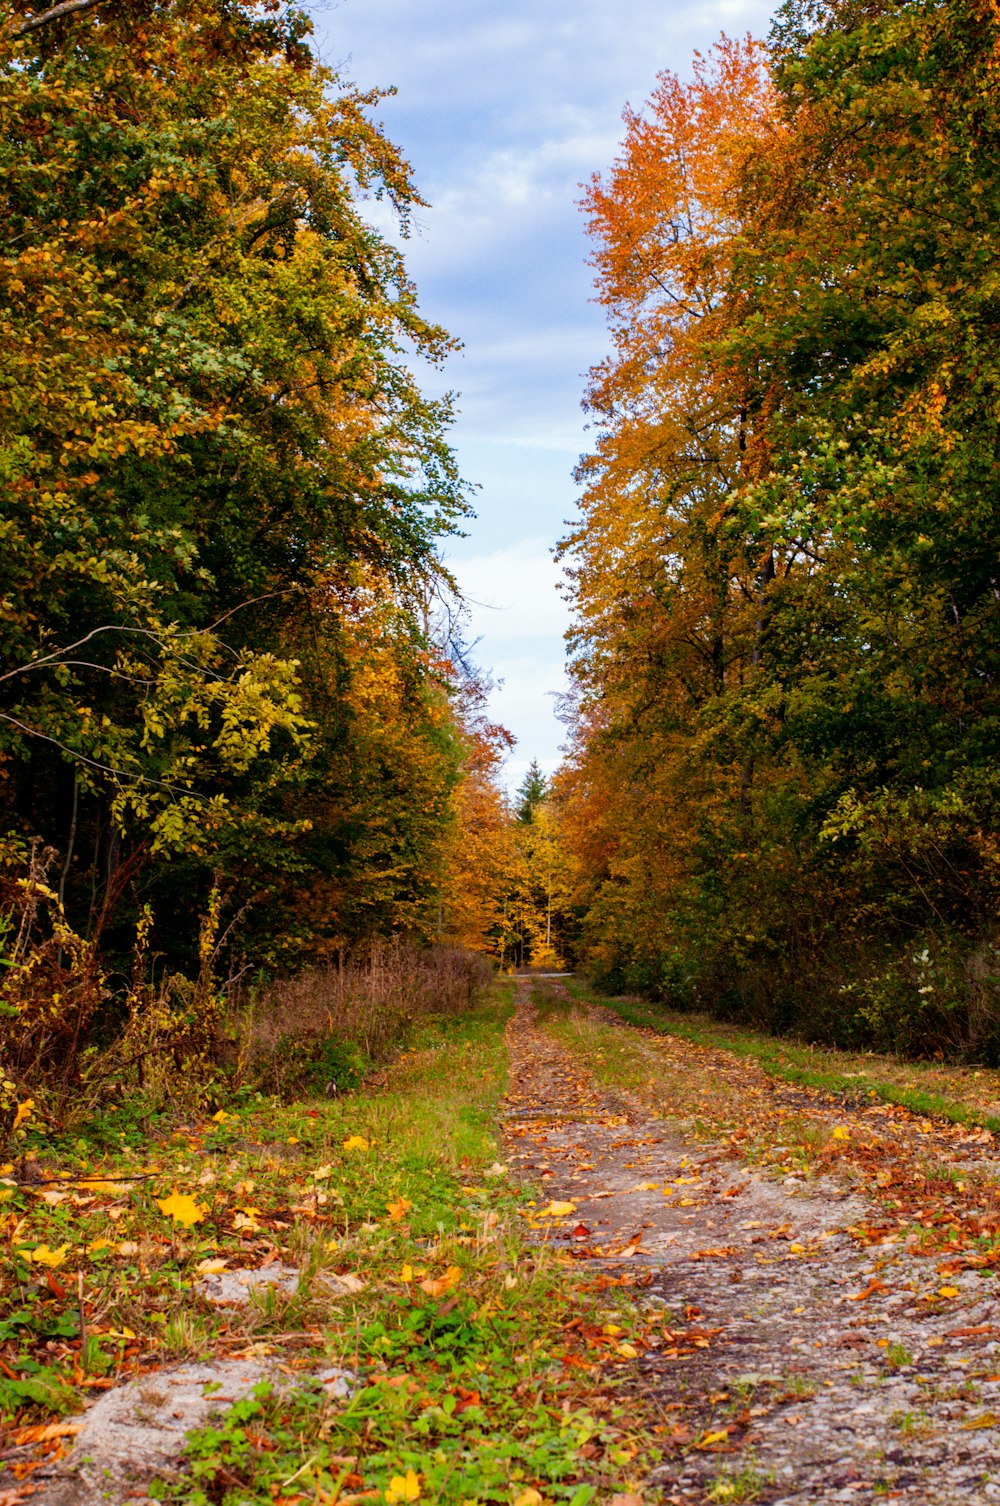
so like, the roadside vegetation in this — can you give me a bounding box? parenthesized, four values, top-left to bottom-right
(2, 982, 661, 1501)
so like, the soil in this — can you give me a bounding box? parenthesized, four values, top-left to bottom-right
(503, 979, 1000, 1505)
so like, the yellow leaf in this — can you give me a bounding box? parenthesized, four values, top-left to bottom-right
(385, 1467, 422, 1503)
(211, 1110, 233, 1124)
(661, 1186, 675, 1196)
(342, 1135, 370, 1151)
(196, 1258, 228, 1275)
(400, 1263, 414, 1283)
(87, 1237, 115, 1254)
(697, 1429, 730, 1449)
(156, 1189, 207, 1228)
(832, 1127, 850, 1141)
(962, 1412, 998, 1430)
(22, 1242, 71, 1268)
(515, 1492, 544, 1506)
(617, 1342, 639, 1358)
(537, 1200, 575, 1218)
(312, 1164, 333, 1180)
(386, 1197, 413, 1223)
(12, 1100, 34, 1131)
(789, 1242, 805, 1253)
(418, 1265, 463, 1298)
(938, 1286, 960, 1298)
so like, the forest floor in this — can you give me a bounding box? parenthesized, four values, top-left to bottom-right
(510, 977, 1000, 1503)
(6, 977, 1000, 1503)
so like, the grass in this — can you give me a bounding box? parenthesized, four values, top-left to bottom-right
(565, 979, 1000, 1137)
(1, 980, 663, 1504)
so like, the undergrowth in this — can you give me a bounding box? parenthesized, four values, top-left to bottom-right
(566, 980, 1000, 1137)
(1, 981, 662, 1503)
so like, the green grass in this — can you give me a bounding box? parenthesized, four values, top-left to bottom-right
(565, 979, 1000, 1136)
(2, 981, 663, 1504)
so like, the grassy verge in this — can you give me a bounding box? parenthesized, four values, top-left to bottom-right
(2, 982, 661, 1504)
(565, 979, 1000, 1137)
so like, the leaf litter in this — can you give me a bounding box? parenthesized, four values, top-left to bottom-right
(505, 978, 1000, 1504)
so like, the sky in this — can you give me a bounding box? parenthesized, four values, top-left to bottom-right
(311, 0, 776, 790)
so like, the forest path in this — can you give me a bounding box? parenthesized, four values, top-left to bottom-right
(502, 978, 1000, 1505)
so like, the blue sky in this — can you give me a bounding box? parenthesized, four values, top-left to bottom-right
(312, 0, 776, 788)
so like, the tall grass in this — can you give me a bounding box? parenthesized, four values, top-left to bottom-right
(235, 941, 494, 1095)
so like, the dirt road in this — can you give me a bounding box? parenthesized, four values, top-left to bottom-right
(503, 979, 1000, 1504)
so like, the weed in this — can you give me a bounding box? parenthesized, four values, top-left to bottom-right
(707, 1459, 775, 1502)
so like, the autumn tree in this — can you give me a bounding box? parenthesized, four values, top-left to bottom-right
(562, 2, 1000, 1057)
(0, 0, 472, 983)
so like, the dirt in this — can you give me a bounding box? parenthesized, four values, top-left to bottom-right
(503, 980, 1000, 1505)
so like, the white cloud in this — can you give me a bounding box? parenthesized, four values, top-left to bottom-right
(452, 539, 571, 647)
(313, 0, 776, 767)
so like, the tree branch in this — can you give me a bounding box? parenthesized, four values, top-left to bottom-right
(13, 0, 102, 34)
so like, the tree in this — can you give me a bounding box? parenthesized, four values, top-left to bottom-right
(0, 0, 472, 983)
(560, 3, 1000, 1055)
(514, 761, 549, 825)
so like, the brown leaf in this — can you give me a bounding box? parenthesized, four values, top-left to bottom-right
(848, 1278, 890, 1301)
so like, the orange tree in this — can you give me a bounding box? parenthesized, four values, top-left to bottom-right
(562, 3, 1000, 1055)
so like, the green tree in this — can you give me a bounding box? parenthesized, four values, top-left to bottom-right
(0, 0, 469, 971)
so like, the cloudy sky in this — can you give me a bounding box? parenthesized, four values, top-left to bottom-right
(312, 0, 776, 788)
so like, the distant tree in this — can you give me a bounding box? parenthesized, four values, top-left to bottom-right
(515, 761, 549, 825)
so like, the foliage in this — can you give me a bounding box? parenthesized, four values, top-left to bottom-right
(0, 0, 521, 1101)
(559, 6, 1000, 1057)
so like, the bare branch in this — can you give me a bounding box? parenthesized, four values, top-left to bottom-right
(13, 0, 102, 34)
(0, 710, 201, 798)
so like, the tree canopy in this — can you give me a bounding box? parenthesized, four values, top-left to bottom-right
(558, 0, 1000, 1058)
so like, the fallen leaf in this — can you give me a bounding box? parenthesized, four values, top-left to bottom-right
(848, 1278, 890, 1302)
(514, 1492, 544, 1506)
(385, 1467, 421, 1503)
(386, 1197, 413, 1223)
(938, 1286, 960, 1298)
(211, 1110, 234, 1124)
(342, 1135, 370, 1151)
(696, 1428, 730, 1449)
(19, 1243, 71, 1268)
(832, 1127, 850, 1141)
(196, 1258, 228, 1275)
(10, 1422, 82, 1446)
(537, 1200, 576, 1218)
(12, 1100, 34, 1131)
(325, 1271, 366, 1294)
(962, 1412, 998, 1430)
(157, 1190, 207, 1228)
(419, 1265, 462, 1298)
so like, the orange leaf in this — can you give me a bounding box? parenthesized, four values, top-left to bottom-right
(418, 1265, 462, 1298)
